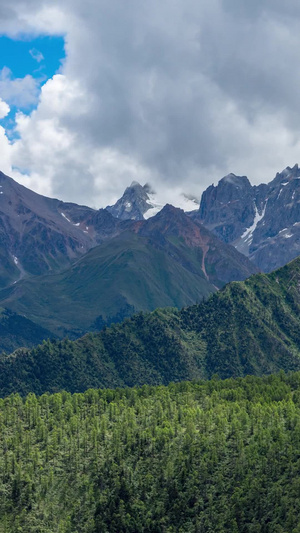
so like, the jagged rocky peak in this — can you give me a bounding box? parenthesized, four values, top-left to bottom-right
(200, 173, 253, 215)
(106, 181, 151, 221)
(106, 180, 200, 221)
(106, 181, 162, 221)
(274, 163, 299, 180)
(267, 164, 300, 192)
(198, 172, 255, 243)
(221, 173, 251, 188)
(246, 164, 300, 272)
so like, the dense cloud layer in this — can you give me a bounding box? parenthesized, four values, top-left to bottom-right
(0, 0, 300, 207)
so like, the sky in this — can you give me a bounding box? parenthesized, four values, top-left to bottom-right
(0, 0, 300, 208)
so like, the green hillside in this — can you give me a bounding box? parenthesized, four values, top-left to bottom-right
(0, 232, 217, 337)
(2, 372, 300, 532)
(1, 257, 300, 396)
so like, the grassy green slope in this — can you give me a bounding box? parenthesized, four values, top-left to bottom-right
(2, 373, 300, 531)
(1, 257, 300, 396)
(0, 232, 215, 337)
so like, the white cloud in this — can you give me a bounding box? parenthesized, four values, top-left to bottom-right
(0, 67, 40, 108)
(0, 97, 10, 119)
(0, 98, 13, 176)
(1, 0, 300, 206)
(0, 126, 13, 175)
(29, 48, 44, 63)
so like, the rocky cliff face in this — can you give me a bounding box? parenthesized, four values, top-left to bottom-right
(196, 164, 300, 272)
(248, 165, 300, 272)
(198, 173, 256, 243)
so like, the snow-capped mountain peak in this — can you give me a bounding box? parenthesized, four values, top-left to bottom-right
(106, 182, 200, 221)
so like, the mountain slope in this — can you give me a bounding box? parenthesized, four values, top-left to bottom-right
(197, 164, 300, 272)
(0, 233, 214, 337)
(1, 256, 300, 396)
(0, 171, 124, 286)
(0, 206, 257, 337)
(136, 204, 257, 286)
(0, 170, 251, 296)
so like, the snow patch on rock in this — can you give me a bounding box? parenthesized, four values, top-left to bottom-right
(61, 212, 71, 223)
(144, 194, 163, 220)
(241, 201, 267, 245)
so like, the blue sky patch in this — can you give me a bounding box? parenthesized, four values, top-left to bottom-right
(0, 35, 65, 139)
(0, 35, 65, 81)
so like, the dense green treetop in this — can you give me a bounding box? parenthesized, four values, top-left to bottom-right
(1, 372, 300, 531)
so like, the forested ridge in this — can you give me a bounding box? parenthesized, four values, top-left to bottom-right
(1, 372, 300, 532)
(1, 257, 300, 396)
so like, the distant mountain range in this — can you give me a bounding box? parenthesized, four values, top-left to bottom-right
(107, 164, 300, 273)
(1, 254, 300, 397)
(0, 164, 299, 348)
(0, 203, 256, 340)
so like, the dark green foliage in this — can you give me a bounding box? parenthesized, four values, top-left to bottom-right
(91, 303, 135, 331)
(0, 309, 206, 396)
(0, 308, 55, 354)
(2, 257, 300, 396)
(2, 373, 300, 531)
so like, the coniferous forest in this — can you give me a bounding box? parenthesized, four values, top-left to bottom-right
(1, 372, 300, 532)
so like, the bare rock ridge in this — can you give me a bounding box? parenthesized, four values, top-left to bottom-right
(197, 173, 255, 243)
(134, 204, 258, 285)
(196, 164, 300, 272)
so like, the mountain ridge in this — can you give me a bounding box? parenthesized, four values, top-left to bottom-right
(0, 254, 300, 396)
(0, 205, 257, 338)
